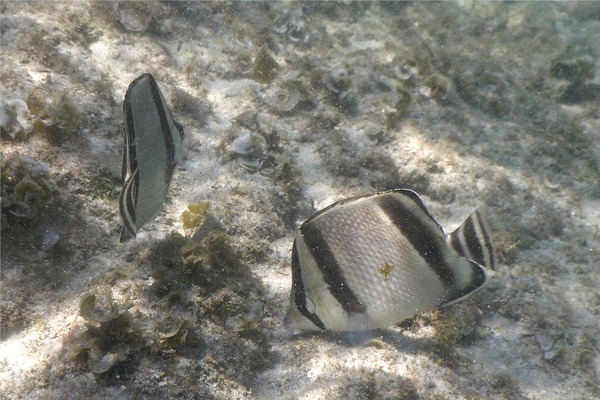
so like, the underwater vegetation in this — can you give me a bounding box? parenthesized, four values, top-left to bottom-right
(1, 154, 54, 225)
(222, 111, 288, 175)
(111, 1, 155, 33)
(533, 327, 595, 368)
(67, 230, 271, 387)
(218, 110, 305, 229)
(324, 72, 357, 113)
(550, 46, 599, 104)
(150, 232, 272, 384)
(451, 60, 512, 118)
(0, 99, 33, 140)
(393, 303, 484, 370)
(422, 73, 453, 103)
(428, 307, 479, 367)
(181, 201, 210, 233)
(229, 129, 269, 173)
(339, 370, 419, 400)
(71, 288, 145, 374)
(271, 2, 310, 46)
(26, 86, 81, 145)
(1, 47, 83, 143)
(249, 47, 279, 84)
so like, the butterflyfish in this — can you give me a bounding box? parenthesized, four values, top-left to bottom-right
(118, 73, 184, 242)
(285, 189, 495, 331)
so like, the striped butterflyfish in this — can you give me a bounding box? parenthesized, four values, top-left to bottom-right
(286, 189, 496, 332)
(118, 73, 184, 242)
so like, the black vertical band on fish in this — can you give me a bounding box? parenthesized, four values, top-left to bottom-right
(290, 241, 326, 330)
(460, 216, 483, 266)
(119, 169, 138, 240)
(285, 189, 497, 332)
(375, 191, 457, 290)
(475, 210, 495, 270)
(449, 209, 496, 271)
(118, 73, 184, 242)
(300, 221, 366, 314)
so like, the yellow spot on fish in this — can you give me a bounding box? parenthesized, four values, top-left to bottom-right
(379, 262, 394, 280)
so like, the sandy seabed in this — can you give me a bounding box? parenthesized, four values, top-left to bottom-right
(1, 2, 599, 399)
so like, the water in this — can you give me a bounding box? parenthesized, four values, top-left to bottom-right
(1, 2, 599, 399)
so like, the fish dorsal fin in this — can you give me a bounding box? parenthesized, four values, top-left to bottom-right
(389, 189, 444, 233)
(448, 208, 496, 271)
(303, 189, 444, 232)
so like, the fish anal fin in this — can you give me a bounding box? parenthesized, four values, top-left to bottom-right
(445, 259, 492, 305)
(119, 227, 135, 243)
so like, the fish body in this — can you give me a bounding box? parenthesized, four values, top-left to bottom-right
(286, 189, 495, 332)
(118, 73, 184, 242)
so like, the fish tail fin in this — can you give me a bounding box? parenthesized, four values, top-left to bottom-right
(447, 208, 496, 270)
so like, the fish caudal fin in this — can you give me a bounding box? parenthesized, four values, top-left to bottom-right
(448, 208, 496, 270)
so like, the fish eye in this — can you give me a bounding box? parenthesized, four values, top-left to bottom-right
(305, 297, 316, 314)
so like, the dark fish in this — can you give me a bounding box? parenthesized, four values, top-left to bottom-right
(286, 189, 495, 331)
(119, 73, 184, 242)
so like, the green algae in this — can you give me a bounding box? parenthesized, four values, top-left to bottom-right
(71, 288, 144, 375)
(27, 87, 82, 145)
(181, 202, 210, 233)
(1, 154, 54, 223)
(249, 47, 279, 84)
